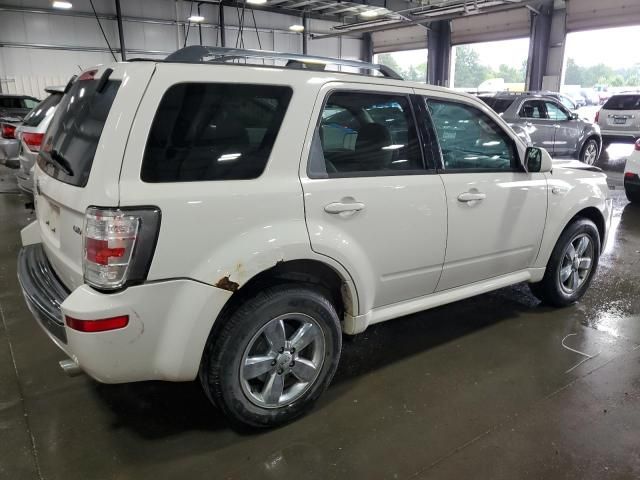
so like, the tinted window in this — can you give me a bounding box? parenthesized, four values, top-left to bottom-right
(0, 97, 23, 109)
(478, 97, 514, 114)
(22, 93, 62, 127)
(141, 83, 292, 182)
(558, 95, 576, 111)
(38, 79, 121, 187)
(545, 101, 570, 121)
(428, 99, 517, 171)
(519, 100, 547, 119)
(603, 95, 640, 110)
(308, 92, 423, 178)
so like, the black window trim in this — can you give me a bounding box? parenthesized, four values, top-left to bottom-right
(306, 87, 436, 180)
(424, 95, 525, 175)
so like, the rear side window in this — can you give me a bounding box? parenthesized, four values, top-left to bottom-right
(603, 95, 640, 110)
(308, 91, 424, 178)
(519, 100, 547, 119)
(0, 97, 23, 109)
(22, 93, 62, 127)
(23, 98, 39, 109)
(141, 83, 292, 182)
(38, 79, 121, 187)
(478, 97, 514, 114)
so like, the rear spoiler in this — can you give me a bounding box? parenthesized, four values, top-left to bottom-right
(45, 86, 66, 95)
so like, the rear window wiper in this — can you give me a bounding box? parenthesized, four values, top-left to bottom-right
(40, 149, 74, 176)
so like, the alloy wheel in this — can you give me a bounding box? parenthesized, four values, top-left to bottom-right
(558, 233, 594, 294)
(240, 313, 325, 408)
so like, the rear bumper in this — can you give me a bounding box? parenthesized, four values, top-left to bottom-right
(0, 137, 19, 165)
(18, 244, 233, 383)
(625, 173, 640, 194)
(601, 131, 639, 143)
(16, 170, 33, 195)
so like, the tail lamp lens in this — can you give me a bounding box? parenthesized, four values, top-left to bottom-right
(1, 123, 16, 139)
(83, 207, 160, 290)
(22, 132, 45, 151)
(66, 315, 129, 332)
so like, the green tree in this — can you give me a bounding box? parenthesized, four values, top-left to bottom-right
(454, 45, 492, 88)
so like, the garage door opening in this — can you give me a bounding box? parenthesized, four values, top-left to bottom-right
(450, 38, 529, 92)
(374, 49, 428, 83)
(562, 25, 640, 105)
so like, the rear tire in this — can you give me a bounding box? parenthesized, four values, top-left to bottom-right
(200, 285, 342, 428)
(579, 138, 599, 165)
(626, 186, 640, 203)
(529, 218, 600, 307)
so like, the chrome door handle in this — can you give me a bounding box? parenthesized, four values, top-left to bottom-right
(324, 201, 365, 215)
(457, 192, 486, 203)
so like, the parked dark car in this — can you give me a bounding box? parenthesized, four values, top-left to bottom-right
(0, 94, 40, 167)
(479, 92, 602, 164)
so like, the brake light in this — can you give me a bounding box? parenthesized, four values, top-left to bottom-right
(78, 69, 98, 81)
(1, 123, 16, 139)
(83, 207, 161, 290)
(594, 111, 600, 123)
(66, 315, 129, 332)
(22, 132, 45, 151)
(626, 172, 637, 179)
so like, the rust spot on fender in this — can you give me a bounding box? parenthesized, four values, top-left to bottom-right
(215, 276, 240, 292)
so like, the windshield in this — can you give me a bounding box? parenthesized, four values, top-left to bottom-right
(603, 95, 640, 110)
(478, 97, 515, 114)
(37, 78, 120, 187)
(22, 93, 63, 127)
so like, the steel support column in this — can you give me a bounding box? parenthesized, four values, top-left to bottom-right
(219, 3, 226, 47)
(302, 12, 308, 54)
(427, 20, 451, 87)
(525, 3, 552, 91)
(115, 0, 126, 60)
(362, 32, 373, 63)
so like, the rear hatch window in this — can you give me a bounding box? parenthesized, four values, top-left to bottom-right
(22, 93, 63, 127)
(602, 95, 640, 110)
(37, 77, 121, 187)
(478, 97, 514, 114)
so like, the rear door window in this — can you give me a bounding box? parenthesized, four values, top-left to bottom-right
(519, 100, 548, 119)
(478, 97, 514, 114)
(603, 95, 640, 110)
(22, 93, 63, 127)
(141, 83, 292, 182)
(308, 91, 424, 178)
(38, 78, 121, 187)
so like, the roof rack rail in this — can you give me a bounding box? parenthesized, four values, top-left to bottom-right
(163, 45, 404, 80)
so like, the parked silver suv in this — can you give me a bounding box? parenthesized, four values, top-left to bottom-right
(479, 92, 602, 164)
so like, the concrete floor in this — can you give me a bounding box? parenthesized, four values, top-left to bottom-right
(1, 150, 640, 480)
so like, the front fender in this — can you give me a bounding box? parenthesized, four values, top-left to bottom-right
(534, 168, 609, 269)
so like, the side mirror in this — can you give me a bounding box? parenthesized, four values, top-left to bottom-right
(525, 146, 552, 173)
(570, 112, 579, 120)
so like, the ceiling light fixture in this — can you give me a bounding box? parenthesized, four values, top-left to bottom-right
(289, 24, 305, 32)
(188, 15, 205, 22)
(247, 0, 267, 4)
(360, 9, 379, 18)
(52, 1, 72, 9)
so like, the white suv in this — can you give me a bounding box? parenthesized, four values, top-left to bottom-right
(18, 47, 612, 428)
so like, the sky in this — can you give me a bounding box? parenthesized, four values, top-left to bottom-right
(376, 24, 640, 70)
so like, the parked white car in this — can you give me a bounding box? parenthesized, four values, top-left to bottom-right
(596, 93, 640, 146)
(624, 139, 640, 203)
(18, 47, 612, 428)
(15, 87, 65, 195)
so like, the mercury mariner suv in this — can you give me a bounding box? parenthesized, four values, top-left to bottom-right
(18, 46, 612, 428)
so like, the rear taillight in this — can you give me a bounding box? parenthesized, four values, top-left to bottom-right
(594, 111, 600, 123)
(625, 172, 636, 179)
(66, 315, 129, 332)
(22, 132, 45, 151)
(83, 207, 161, 290)
(1, 123, 16, 139)
(635, 139, 640, 151)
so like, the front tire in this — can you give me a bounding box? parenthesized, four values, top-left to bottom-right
(579, 138, 599, 165)
(529, 218, 600, 307)
(626, 186, 640, 203)
(200, 285, 342, 428)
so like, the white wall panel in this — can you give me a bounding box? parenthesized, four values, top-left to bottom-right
(451, 8, 530, 44)
(566, 0, 640, 31)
